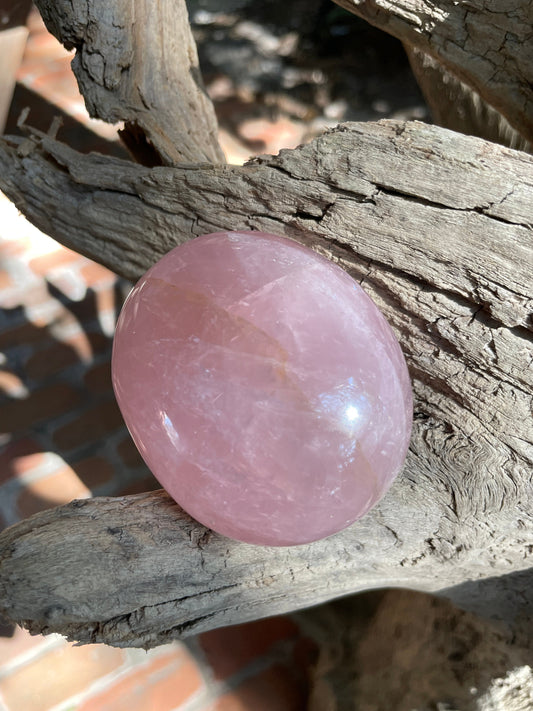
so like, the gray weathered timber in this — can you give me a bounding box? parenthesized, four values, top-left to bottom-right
(333, 0, 533, 145)
(34, 0, 224, 165)
(405, 46, 532, 153)
(0, 120, 532, 648)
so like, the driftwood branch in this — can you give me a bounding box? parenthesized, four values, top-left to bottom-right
(333, 0, 533, 145)
(405, 46, 532, 153)
(34, 0, 224, 165)
(0, 120, 532, 648)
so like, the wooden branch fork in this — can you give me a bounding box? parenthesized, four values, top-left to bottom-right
(0, 0, 532, 649)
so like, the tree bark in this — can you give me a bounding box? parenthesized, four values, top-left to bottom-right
(333, 0, 533, 145)
(0, 120, 532, 648)
(34, 0, 224, 166)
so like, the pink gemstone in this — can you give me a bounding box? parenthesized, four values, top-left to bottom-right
(112, 232, 412, 546)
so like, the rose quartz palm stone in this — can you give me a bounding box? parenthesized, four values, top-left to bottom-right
(112, 231, 412, 546)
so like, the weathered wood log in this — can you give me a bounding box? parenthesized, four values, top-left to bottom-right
(333, 0, 533, 145)
(34, 0, 224, 166)
(0, 120, 532, 648)
(405, 46, 532, 153)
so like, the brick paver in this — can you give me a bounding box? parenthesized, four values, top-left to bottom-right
(199, 618, 300, 681)
(77, 649, 205, 711)
(210, 665, 307, 711)
(0, 643, 125, 711)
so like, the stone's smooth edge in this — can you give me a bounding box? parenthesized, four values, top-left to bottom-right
(112, 231, 413, 546)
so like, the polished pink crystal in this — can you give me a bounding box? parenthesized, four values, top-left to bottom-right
(112, 231, 412, 546)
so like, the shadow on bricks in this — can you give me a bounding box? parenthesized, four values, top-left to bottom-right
(0, 280, 161, 542)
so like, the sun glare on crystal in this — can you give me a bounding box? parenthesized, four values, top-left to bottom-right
(345, 405, 359, 421)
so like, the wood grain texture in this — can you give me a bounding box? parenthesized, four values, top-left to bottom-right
(333, 0, 533, 145)
(34, 0, 224, 165)
(405, 46, 532, 153)
(0, 120, 532, 648)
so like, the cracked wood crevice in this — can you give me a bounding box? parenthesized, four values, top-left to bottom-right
(0, 119, 532, 648)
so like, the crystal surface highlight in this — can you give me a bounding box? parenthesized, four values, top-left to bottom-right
(112, 231, 412, 545)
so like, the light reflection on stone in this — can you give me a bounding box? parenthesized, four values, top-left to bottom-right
(315, 379, 373, 437)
